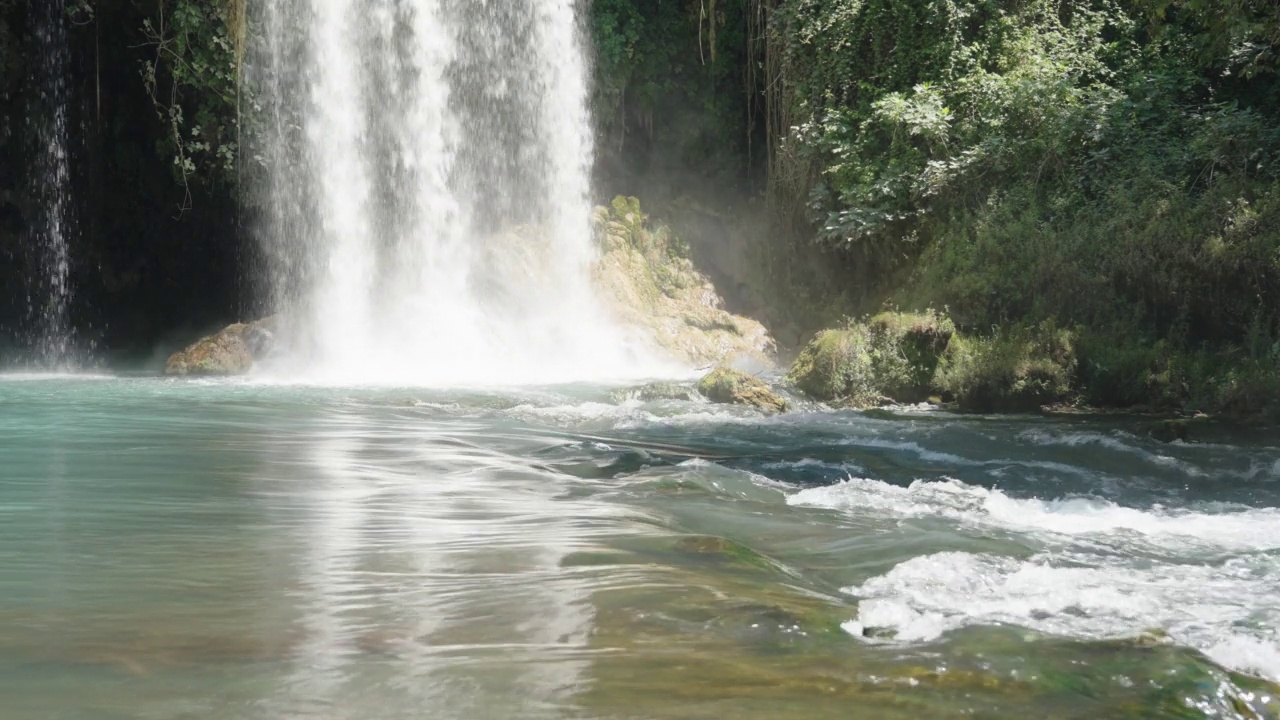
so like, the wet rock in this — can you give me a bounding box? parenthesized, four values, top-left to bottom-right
(164, 316, 278, 376)
(1147, 417, 1212, 443)
(696, 367, 787, 414)
(610, 381, 699, 403)
(244, 324, 275, 357)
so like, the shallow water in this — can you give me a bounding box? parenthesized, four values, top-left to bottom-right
(2, 375, 1278, 719)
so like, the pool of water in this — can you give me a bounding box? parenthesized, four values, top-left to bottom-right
(1, 375, 1278, 719)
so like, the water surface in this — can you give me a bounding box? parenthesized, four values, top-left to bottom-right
(2, 376, 1278, 719)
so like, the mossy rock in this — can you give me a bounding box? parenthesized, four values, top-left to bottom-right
(1146, 416, 1216, 443)
(610, 382, 698, 403)
(787, 329, 871, 403)
(697, 367, 787, 413)
(786, 312, 952, 406)
(164, 317, 277, 377)
(935, 323, 1077, 412)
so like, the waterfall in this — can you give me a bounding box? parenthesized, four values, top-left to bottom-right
(27, 0, 76, 368)
(250, 0, 660, 384)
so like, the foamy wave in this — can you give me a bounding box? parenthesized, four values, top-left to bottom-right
(789, 476, 1280, 552)
(841, 551, 1280, 681)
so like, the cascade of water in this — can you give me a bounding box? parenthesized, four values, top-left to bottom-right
(251, 0, 663, 385)
(27, 0, 76, 368)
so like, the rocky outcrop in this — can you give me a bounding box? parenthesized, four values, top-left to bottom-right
(696, 367, 788, 413)
(593, 197, 776, 369)
(164, 317, 277, 376)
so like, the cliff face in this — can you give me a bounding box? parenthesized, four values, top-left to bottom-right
(0, 1, 247, 364)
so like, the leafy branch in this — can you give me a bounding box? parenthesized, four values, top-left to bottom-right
(138, 0, 242, 213)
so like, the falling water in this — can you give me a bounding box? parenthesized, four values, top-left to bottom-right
(27, 0, 76, 368)
(251, 0, 660, 385)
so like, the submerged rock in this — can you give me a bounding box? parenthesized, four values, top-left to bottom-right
(164, 317, 278, 376)
(696, 367, 787, 413)
(610, 381, 699, 403)
(1147, 417, 1214, 443)
(592, 197, 776, 369)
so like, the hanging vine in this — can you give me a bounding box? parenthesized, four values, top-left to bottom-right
(138, 0, 243, 211)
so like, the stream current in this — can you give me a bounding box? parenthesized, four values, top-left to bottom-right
(1, 375, 1278, 719)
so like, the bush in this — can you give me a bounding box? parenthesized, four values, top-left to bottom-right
(1205, 358, 1280, 420)
(935, 323, 1077, 412)
(1077, 334, 1195, 410)
(787, 310, 953, 405)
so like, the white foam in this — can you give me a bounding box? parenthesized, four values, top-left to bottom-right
(790, 476, 1280, 553)
(762, 457, 869, 477)
(791, 474, 1280, 681)
(842, 551, 1280, 681)
(0, 372, 114, 382)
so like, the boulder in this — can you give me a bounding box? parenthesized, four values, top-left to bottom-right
(164, 317, 277, 376)
(696, 367, 787, 414)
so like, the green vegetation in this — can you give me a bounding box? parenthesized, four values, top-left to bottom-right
(785, 311, 955, 407)
(139, 0, 245, 197)
(697, 367, 788, 413)
(597, 0, 1279, 418)
(3, 0, 1278, 414)
(781, 310, 1077, 412)
(935, 323, 1078, 412)
(784, 310, 1278, 418)
(590, 0, 763, 183)
(779, 0, 1279, 417)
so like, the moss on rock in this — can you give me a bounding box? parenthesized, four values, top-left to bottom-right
(935, 323, 1077, 412)
(610, 382, 698, 403)
(164, 317, 276, 376)
(696, 367, 787, 413)
(786, 310, 953, 406)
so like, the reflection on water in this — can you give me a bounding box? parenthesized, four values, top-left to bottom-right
(262, 409, 600, 718)
(0, 376, 1278, 719)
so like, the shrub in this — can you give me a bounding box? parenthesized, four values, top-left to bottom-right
(1077, 334, 1194, 410)
(787, 310, 953, 405)
(936, 323, 1077, 412)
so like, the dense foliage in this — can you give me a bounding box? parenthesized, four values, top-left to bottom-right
(757, 0, 1280, 413)
(591, 0, 765, 186)
(138, 0, 244, 199)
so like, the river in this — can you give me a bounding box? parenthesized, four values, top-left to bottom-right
(1, 374, 1278, 719)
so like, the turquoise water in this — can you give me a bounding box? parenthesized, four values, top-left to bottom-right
(2, 375, 1279, 719)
